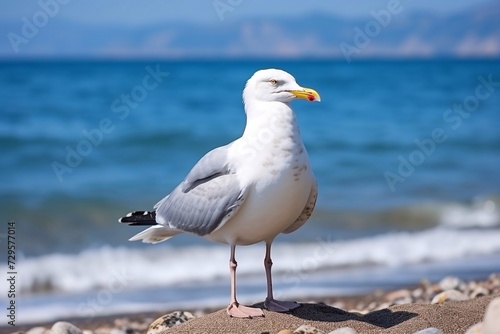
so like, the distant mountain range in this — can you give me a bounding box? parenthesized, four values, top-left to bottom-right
(1, 1, 499, 59)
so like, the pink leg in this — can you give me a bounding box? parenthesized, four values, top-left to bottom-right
(264, 242, 300, 312)
(226, 245, 264, 318)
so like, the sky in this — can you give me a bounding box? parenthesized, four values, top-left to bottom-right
(1, 0, 494, 25)
(1, 0, 498, 59)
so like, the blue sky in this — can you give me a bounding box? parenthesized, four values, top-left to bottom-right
(2, 0, 493, 25)
(1, 0, 498, 59)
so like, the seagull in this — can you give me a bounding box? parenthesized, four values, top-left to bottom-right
(119, 69, 320, 318)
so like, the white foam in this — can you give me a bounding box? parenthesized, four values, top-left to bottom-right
(439, 198, 499, 228)
(18, 227, 500, 295)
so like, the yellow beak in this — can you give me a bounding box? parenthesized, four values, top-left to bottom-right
(289, 87, 321, 102)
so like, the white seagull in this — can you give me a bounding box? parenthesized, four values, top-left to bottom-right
(119, 69, 320, 318)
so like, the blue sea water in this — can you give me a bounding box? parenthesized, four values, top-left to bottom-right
(1, 60, 500, 324)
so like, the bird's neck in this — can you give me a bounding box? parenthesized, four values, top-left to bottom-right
(242, 101, 301, 143)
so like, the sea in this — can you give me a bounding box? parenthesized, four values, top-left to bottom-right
(1, 59, 500, 324)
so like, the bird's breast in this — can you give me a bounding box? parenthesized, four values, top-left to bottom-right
(212, 131, 315, 245)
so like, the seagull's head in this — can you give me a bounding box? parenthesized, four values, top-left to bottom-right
(243, 69, 321, 105)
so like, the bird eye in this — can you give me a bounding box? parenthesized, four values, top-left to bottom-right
(269, 79, 278, 86)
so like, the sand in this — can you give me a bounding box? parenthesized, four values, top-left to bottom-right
(161, 293, 499, 334)
(4, 275, 499, 334)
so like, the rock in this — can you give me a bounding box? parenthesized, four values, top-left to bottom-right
(486, 274, 500, 293)
(411, 287, 424, 299)
(94, 327, 114, 334)
(483, 297, 500, 334)
(470, 286, 490, 299)
(468, 280, 478, 291)
(113, 319, 129, 328)
(439, 276, 469, 292)
(394, 296, 413, 305)
(148, 311, 196, 334)
(114, 318, 149, 334)
(26, 327, 48, 334)
(412, 328, 443, 334)
(329, 301, 345, 310)
(465, 322, 483, 334)
(277, 330, 294, 334)
(327, 327, 358, 334)
(488, 273, 500, 285)
(425, 286, 438, 300)
(51, 322, 83, 334)
(385, 289, 411, 302)
(109, 330, 126, 334)
(438, 276, 458, 290)
(294, 324, 325, 334)
(374, 302, 392, 311)
(431, 289, 468, 304)
(367, 301, 377, 310)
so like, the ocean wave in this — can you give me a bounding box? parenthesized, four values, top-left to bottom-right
(438, 197, 500, 228)
(18, 227, 500, 295)
(312, 195, 500, 230)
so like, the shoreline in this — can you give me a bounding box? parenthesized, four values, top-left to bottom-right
(4, 273, 499, 334)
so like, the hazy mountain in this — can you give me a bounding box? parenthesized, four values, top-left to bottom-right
(1, 1, 499, 59)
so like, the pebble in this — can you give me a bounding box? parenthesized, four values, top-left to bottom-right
(51, 322, 83, 334)
(412, 328, 443, 334)
(394, 296, 413, 305)
(95, 327, 115, 334)
(374, 302, 392, 311)
(294, 324, 325, 334)
(109, 329, 126, 334)
(470, 286, 490, 299)
(439, 276, 464, 291)
(483, 297, 500, 334)
(412, 287, 424, 299)
(385, 289, 411, 302)
(431, 289, 468, 304)
(147, 311, 195, 334)
(26, 327, 49, 334)
(327, 327, 358, 334)
(465, 322, 483, 334)
(23, 274, 499, 334)
(113, 317, 150, 334)
(486, 274, 500, 293)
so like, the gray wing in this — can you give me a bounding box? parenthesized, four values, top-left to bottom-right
(282, 181, 318, 234)
(154, 145, 248, 236)
(181, 146, 230, 192)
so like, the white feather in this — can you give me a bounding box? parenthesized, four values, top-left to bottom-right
(129, 225, 180, 244)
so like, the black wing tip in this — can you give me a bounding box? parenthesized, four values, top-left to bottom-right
(118, 210, 158, 226)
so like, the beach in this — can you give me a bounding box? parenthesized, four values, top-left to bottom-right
(1, 60, 500, 331)
(3, 60, 500, 325)
(5, 274, 499, 334)
(2, 0, 500, 332)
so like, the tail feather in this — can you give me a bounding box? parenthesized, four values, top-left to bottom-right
(119, 210, 157, 226)
(129, 225, 181, 244)
(119, 210, 180, 243)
